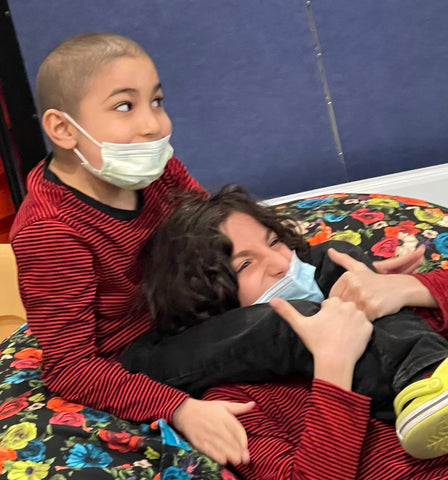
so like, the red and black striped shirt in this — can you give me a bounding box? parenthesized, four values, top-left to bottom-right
(10, 156, 203, 422)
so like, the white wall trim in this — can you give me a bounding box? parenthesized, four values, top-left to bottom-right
(265, 163, 448, 207)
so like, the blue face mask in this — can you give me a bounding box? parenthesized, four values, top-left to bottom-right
(253, 252, 325, 305)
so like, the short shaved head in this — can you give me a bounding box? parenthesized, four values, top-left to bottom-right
(36, 32, 148, 117)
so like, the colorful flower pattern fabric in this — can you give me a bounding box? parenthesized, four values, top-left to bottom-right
(0, 337, 237, 480)
(1, 193, 448, 479)
(277, 193, 448, 271)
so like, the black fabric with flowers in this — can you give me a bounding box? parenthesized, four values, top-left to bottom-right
(0, 327, 237, 480)
(278, 192, 448, 271)
(1, 192, 448, 480)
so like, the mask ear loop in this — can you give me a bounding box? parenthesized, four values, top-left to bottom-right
(62, 112, 102, 148)
(62, 112, 103, 171)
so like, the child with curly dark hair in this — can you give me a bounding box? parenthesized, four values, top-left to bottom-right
(121, 185, 448, 478)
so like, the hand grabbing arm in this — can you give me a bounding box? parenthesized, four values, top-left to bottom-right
(172, 397, 255, 466)
(270, 297, 372, 391)
(373, 244, 425, 274)
(328, 248, 437, 320)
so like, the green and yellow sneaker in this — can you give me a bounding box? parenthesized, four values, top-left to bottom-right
(394, 357, 448, 459)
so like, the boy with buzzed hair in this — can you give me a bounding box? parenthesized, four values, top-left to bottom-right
(11, 32, 255, 468)
(10, 32, 429, 471)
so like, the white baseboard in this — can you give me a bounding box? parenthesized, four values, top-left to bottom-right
(265, 163, 448, 208)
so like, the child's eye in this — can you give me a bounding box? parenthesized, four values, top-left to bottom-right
(115, 102, 132, 112)
(235, 261, 251, 274)
(269, 237, 280, 247)
(151, 96, 164, 108)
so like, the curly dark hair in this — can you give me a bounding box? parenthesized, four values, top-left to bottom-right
(141, 184, 310, 334)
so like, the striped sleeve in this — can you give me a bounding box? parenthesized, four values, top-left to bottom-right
(13, 221, 188, 422)
(413, 269, 448, 337)
(291, 380, 370, 479)
(162, 156, 207, 196)
(204, 380, 371, 480)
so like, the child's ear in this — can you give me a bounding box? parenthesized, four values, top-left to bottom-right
(41, 109, 78, 150)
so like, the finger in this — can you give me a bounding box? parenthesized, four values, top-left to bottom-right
(328, 274, 350, 299)
(195, 435, 229, 465)
(197, 421, 243, 466)
(224, 401, 256, 416)
(373, 256, 410, 274)
(416, 244, 426, 254)
(396, 256, 424, 275)
(412, 244, 426, 257)
(329, 281, 374, 319)
(373, 245, 425, 274)
(327, 248, 369, 272)
(220, 414, 250, 465)
(204, 445, 227, 466)
(269, 298, 306, 329)
(221, 402, 253, 464)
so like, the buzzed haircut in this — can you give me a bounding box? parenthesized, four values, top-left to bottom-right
(36, 32, 148, 116)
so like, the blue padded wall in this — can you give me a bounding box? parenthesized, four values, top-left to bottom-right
(7, 0, 448, 199)
(312, 1, 448, 181)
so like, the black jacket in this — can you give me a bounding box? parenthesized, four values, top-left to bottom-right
(121, 241, 448, 419)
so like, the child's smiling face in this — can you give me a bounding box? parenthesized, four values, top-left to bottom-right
(219, 211, 293, 306)
(72, 55, 172, 170)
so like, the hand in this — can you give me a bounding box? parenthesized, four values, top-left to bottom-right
(373, 244, 425, 274)
(172, 397, 255, 466)
(270, 297, 372, 390)
(327, 248, 433, 320)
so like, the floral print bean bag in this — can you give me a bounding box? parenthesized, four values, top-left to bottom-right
(1, 193, 448, 480)
(277, 192, 448, 271)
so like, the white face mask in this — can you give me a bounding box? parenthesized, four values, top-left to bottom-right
(63, 113, 174, 190)
(253, 252, 325, 305)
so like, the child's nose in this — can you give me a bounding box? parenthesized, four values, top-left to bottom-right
(266, 252, 289, 278)
(140, 110, 163, 137)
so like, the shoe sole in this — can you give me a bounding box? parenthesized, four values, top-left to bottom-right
(396, 389, 448, 459)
